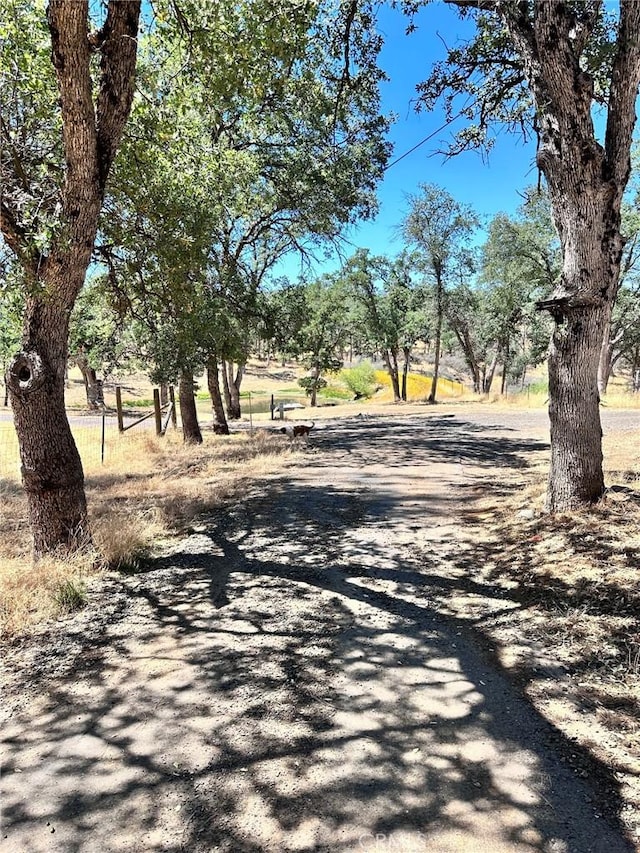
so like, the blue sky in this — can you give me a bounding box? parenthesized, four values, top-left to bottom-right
(284, 2, 539, 279)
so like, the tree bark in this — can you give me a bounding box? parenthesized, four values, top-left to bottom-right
(309, 363, 320, 407)
(597, 318, 627, 395)
(207, 356, 230, 435)
(450, 320, 481, 393)
(1, 0, 141, 554)
(501, 340, 510, 395)
(178, 370, 203, 444)
(546, 306, 606, 508)
(496, 1, 640, 510)
(221, 360, 232, 414)
(8, 302, 89, 556)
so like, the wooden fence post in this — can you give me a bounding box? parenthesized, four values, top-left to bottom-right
(115, 386, 124, 433)
(153, 389, 162, 436)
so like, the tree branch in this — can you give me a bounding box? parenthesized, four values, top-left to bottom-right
(570, 1, 603, 56)
(47, 1, 99, 228)
(95, 0, 141, 191)
(333, 0, 358, 131)
(604, 0, 640, 189)
(0, 201, 39, 273)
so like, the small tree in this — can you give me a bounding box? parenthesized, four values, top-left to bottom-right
(343, 250, 427, 401)
(401, 185, 479, 402)
(340, 361, 378, 399)
(292, 277, 349, 407)
(478, 191, 559, 392)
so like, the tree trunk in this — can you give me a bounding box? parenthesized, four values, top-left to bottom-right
(598, 336, 613, 395)
(221, 360, 232, 413)
(160, 382, 169, 406)
(383, 350, 401, 402)
(229, 360, 244, 419)
(178, 370, 203, 444)
(8, 286, 90, 556)
(538, 132, 618, 509)
(428, 270, 445, 403)
(538, 168, 621, 512)
(483, 347, 501, 394)
(451, 322, 481, 393)
(597, 316, 626, 395)
(493, 1, 640, 510)
(401, 346, 411, 401)
(501, 341, 510, 395)
(224, 361, 242, 419)
(75, 354, 101, 409)
(546, 306, 606, 509)
(1, 0, 141, 555)
(310, 363, 320, 407)
(207, 356, 229, 435)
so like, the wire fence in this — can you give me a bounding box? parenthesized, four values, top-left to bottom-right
(0, 409, 163, 480)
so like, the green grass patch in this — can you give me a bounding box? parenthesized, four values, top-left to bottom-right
(525, 379, 549, 394)
(53, 578, 86, 613)
(123, 398, 155, 408)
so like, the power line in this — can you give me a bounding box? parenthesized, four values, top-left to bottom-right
(383, 111, 464, 171)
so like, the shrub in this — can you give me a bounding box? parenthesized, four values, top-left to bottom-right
(319, 384, 353, 400)
(340, 362, 377, 399)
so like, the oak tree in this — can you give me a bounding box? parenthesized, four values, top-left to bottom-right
(1, 0, 141, 553)
(412, 0, 640, 509)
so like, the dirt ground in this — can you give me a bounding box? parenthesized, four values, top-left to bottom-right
(1, 409, 638, 853)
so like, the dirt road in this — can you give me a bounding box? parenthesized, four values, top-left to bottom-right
(1, 411, 636, 853)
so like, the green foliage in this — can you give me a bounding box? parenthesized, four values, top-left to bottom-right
(287, 276, 349, 374)
(0, 258, 23, 369)
(0, 1, 63, 266)
(261, 283, 308, 361)
(68, 276, 136, 379)
(100, 1, 390, 386)
(318, 384, 353, 400)
(298, 376, 328, 396)
(411, 2, 618, 157)
(401, 183, 479, 277)
(340, 362, 378, 399)
(478, 188, 559, 381)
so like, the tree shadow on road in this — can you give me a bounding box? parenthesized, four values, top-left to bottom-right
(2, 415, 633, 853)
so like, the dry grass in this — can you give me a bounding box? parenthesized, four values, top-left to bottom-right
(373, 369, 464, 402)
(0, 428, 302, 638)
(0, 549, 92, 637)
